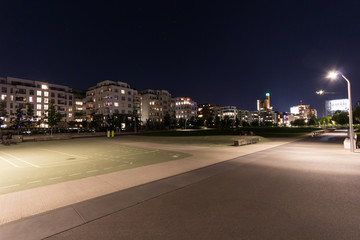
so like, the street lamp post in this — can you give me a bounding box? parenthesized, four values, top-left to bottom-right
(316, 90, 325, 118)
(327, 71, 355, 152)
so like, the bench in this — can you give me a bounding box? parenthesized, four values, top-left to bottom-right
(234, 137, 259, 146)
(311, 130, 325, 137)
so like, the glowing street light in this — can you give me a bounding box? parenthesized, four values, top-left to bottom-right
(327, 70, 355, 152)
(316, 90, 325, 118)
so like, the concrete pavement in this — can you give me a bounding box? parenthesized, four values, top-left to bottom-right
(1, 131, 359, 239)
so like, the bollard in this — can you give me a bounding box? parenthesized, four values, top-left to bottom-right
(111, 130, 114, 137)
(107, 130, 110, 138)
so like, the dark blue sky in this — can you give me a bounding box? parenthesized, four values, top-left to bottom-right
(1, 0, 359, 113)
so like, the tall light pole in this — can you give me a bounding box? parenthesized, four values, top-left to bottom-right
(316, 90, 325, 118)
(327, 71, 354, 152)
(315, 90, 340, 118)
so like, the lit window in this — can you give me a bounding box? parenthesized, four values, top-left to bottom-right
(41, 85, 48, 90)
(29, 96, 33, 102)
(36, 111, 41, 116)
(1, 95, 6, 100)
(69, 107, 72, 112)
(76, 101, 82, 105)
(44, 105, 48, 110)
(37, 97, 42, 103)
(37, 104, 41, 110)
(37, 90, 42, 96)
(44, 91, 49, 97)
(69, 113, 72, 117)
(44, 98, 49, 103)
(114, 102, 119, 107)
(10, 95, 13, 101)
(121, 89, 125, 94)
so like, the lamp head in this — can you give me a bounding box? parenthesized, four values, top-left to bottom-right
(327, 71, 338, 80)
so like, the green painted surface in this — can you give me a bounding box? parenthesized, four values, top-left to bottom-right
(0, 138, 190, 194)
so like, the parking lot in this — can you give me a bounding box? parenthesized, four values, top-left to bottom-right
(0, 137, 190, 194)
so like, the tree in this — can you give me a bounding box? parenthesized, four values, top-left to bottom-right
(235, 117, 240, 128)
(332, 111, 348, 125)
(251, 119, 259, 127)
(353, 105, 360, 124)
(0, 100, 7, 126)
(13, 106, 24, 134)
(178, 118, 186, 129)
(214, 116, 221, 128)
(44, 101, 63, 135)
(241, 120, 250, 127)
(163, 113, 171, 130)
(292, 119, 306, 126)
(307, 116, 317, 126)
(25, 103, 34, 131)
(89, 112, 104, 132)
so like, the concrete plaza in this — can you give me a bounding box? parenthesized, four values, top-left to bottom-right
(0, 131, 359, 239)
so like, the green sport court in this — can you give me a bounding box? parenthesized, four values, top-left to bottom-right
(0, 137, 191, 195)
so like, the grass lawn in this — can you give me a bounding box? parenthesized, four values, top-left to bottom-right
(0, 138, 190, 195)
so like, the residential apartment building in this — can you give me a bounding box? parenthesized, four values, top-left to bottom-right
(140, 89, 174, 123)
(72, 89, 87, 122)
(175, 97, 197, 120)
(0, 76, 73, 127)
(197, 103, 220, 127)
(220, 106, 238, 121)
(85, 80, 138, 118)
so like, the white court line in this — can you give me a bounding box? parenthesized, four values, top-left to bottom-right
(0, 151, 40, 168)
(41, 149, 88, 159)
(27, 180, 41, 184)
(69, 173, 81, 176)
(0, 184, 20, 189)
(0, 156, 20, 168)
(87, 170, 98, 173)
(41, 158, 89, 167)
(49, 177, 62, 180)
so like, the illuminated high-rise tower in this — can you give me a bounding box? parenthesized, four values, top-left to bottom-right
(257, 93, 272, 111)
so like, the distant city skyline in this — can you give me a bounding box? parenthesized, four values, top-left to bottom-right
(1, 1, 359, 112)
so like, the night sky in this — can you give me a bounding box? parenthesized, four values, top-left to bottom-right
(1, 1, 359, 113)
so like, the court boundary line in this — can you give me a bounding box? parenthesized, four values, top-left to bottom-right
(0, 151, 40, 168)
(0, 156, 20, 168)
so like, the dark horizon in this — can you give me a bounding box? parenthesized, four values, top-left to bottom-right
(1, 1, 359, 113)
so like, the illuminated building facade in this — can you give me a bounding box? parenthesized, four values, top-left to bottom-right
(175, 97, 197, 120)
(86, 80, 138, 118)
(72, 89, 86, 123)
(257, 93, 272, 111)
(0, 76, 74, 127)
(290, 104, 317, 120)
(140, 89, 174, 123)
(325, 99, 349, 117)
